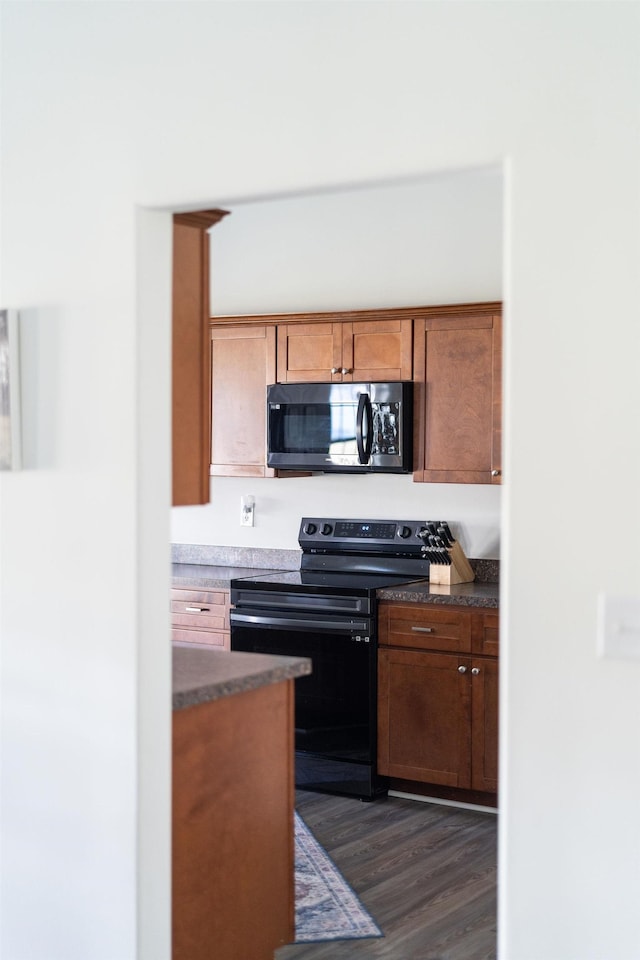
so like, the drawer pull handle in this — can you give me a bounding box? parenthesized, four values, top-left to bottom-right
(411, 626, 434, 633)
(185, 606, 209, 613)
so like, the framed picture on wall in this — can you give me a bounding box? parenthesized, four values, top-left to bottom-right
(0, 309, 22, 470)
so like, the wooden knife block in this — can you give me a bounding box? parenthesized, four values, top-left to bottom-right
(429, 541, 475, 585)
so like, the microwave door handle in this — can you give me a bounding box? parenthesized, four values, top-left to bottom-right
(356, 393, 373, 464)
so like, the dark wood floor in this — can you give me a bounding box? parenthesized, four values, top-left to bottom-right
(275, 789, 497, 960)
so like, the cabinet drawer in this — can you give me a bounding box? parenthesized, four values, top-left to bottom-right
(171, 587, 228, 608)
(471, 610, 499, 656)
(171, 587, 230, 649)
(171, 628, 228, 648)
(378, 602, 471, 653)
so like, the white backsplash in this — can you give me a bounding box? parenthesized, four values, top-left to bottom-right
(171, 473, 501, 560)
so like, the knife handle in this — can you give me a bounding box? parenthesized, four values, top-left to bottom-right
(436, 526, 452, 548)
(440, 521, 456, 543)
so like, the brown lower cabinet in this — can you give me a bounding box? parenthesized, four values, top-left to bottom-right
(377, 602, 498, 795)
(171, 587, 230, 649)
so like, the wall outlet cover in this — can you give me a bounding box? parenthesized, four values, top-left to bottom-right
(597, 594, 640, 661)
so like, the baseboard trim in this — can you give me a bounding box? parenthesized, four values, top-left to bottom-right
(388, 789, 498, 815)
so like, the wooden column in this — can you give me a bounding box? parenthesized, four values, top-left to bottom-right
(172, 209, 229, 506)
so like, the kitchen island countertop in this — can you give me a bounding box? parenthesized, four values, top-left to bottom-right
(172, 645, 312, 711)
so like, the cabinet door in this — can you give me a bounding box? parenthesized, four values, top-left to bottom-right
(378, 648, 472, 787)
(277, 323, 342, 382)
(413, 311, 502, 484)
(210, 325, 276, 477)
(471, 610, 500, 657)
(342, 318, 413, 381)
(471, 657, 499, 792)
(277, 318, 413, 383)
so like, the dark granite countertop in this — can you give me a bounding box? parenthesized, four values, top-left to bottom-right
(171, 561, 499, 607)
(376, 579, 499, 608)
(173, 646, 312, 711)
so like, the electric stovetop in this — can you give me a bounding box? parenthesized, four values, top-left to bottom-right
(231, 517, 442, 598)
(231, 567, 428, 596)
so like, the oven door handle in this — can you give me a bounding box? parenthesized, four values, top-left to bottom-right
(355, 392, 373, 465)
(230, 611, 372, 634)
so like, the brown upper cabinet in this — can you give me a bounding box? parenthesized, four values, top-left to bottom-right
(209, 324, 277, 478)
(207, 301, 501, 482)
(413, 305, 502, 484)
(172, 209, 229, 506)
(276, 316, 413, 382)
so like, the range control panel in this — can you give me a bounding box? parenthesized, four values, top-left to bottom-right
(298, 517, 456, 556)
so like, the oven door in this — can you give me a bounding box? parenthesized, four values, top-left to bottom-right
(230, 606, 385, 799)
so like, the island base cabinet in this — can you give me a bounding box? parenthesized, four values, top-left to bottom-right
(173, 681, 295, 960)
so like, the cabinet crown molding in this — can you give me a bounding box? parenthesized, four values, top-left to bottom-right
(210, 300, 502, 326)
(174, 209, 230, 230)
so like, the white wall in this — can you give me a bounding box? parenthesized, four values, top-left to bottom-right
(172, 476, 502, 559)
(1, 4, 639, 960)
(210, 170, 502, 315)
(171, 170, 503, 558)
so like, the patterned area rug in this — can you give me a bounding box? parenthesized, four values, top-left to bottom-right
(294, 811, 383, 943)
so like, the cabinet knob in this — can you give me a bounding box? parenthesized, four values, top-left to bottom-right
(471, 667, 480, 675)
(330, 367, 339, 374)
(491, 469, 501, 477)
(341, 368, 351, 375)
(458, 665, 467, 674)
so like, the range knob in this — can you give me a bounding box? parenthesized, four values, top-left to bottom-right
(398, 525, 412, 539)
(321, 523, 333, 536)
(417, 526, 428, 540)
(304, 522, 317, 535)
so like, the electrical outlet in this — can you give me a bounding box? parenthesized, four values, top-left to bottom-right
(597, 594, 640, 661)
(240, 495, 255, 527)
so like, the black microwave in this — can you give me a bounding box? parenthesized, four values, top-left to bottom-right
(266, 381, 413, 473)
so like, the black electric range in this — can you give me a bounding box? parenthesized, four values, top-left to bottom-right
(229, 517, 440, 800)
